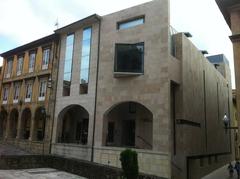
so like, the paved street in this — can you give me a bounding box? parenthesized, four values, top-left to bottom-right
(202, 163, 239, 179)
(0, 168, 87, 179)
(0, 143, 30, 156)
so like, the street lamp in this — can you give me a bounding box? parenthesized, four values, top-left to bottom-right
(222, 113, 238, 130)
(223, 113, 229, 129)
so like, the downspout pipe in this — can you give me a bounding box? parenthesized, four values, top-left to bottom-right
(91, 17, 101, 162)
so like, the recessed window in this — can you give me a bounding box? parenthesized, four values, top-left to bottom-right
(5, 59, 13, 78)
(13, 83, 21, 103)
(115, 43, 144, 74)
(25, 82, 33, 102)
(2, 86, 9, 104)
(80, 27, 92, 94)
(17, 56, 24, 76)
(29, 52, 36, 73)
(63, 34, 74, 96)
(42, 48, 50, 70)
(118, 17, 144, 30)
(38, 80, 47, 101)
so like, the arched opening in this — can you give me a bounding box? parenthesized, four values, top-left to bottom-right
(34, 107, 46, 141)
(20, 108, 31, 140)
(0, 107, 8, 139)
(104, 102, 153, 149)
(57, 105, 89, 144)
(9, 108, 19, 138)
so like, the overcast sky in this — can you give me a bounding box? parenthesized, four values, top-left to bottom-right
(0, 0, 234, 87)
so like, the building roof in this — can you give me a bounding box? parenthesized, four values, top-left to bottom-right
(207, 54, 229, 65)
(215, 0, 240, 28)
(55, 14, 101, 34)
(0, 34, 59, 58)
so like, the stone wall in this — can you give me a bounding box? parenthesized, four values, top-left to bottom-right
(0, 155, 166, 179)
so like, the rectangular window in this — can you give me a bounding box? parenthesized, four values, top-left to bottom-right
(29, 52, 36, 73)
(2, 87, 9, 104)
(5, 59, 13, 78)
(63, 34, 74, 96)
(80, 27, 92, 94)
(25, 83, 33, 102)
(13, 83, 21, 103)
(38, 80, 47, 101)
(118, 17, 144, 30)
(115, 43, 144, 74)
(42, 48, 50, 70)
(17, 56, 24, 76)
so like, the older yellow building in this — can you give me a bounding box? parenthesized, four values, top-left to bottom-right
(0, 34, 59, 154)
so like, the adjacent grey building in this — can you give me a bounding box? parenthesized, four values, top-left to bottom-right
(0, 0, 233, 179)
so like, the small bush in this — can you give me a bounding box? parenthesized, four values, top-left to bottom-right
(120, 149, 139, 179)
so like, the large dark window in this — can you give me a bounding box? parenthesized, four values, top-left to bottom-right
(115, 43, 144, 73)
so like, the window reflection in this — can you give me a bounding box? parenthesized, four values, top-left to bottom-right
(118, 17, 144, 30)
(80, 27, 92, 94)
(115, 43, 144, 73)
(63, 34, 74, 96)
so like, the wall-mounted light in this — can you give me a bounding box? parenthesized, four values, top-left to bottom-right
(183, 32, 192, 38)
(47, 77, 52, 88)
(200, 50, 209, 55)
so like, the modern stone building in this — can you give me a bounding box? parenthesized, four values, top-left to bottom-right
(0, 34, 59, 154)
(216, 0, 240, 164)
(50, 1, 233, 178)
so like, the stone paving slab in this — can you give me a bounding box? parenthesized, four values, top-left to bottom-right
(0, 168, 87, 179)
(0, 144, 30, 156)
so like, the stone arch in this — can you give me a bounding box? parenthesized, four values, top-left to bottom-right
(103, 101, 153, 149)
(9, 108, 19, 138)
(33, 106, 46, 141)
(0, 106, 8, 139)
(57, 105, 89, 144)
(20, 108, 31, 140)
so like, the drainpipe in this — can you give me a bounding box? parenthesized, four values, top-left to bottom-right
(91, 17, 101, 162)
(49, 35, 60, 154)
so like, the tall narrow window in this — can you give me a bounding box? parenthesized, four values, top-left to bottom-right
(2, 87, 9, 104)
(13, 83, 20, 103)
(29, 52, 36, 73)
(63, 34, 74, 96)
(5, 59, 13, 78)
(80, 27, 92, 94)
(42, 48, 50, 70)
(25, 82, 33, 102)
(17, 56, 24, 76)
(38, 80, 47, 101)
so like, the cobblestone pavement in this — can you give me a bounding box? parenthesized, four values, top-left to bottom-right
(0, 143, 30, 156)
(0, 168, 87, 179)
(202, 163, 238, 179)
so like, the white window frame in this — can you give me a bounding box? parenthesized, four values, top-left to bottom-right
(2, 87, 9, 104)
(25, 83, 33, 102)
(17, 56, 23, 76)
(13, 84, 20, 104)
(38, 80, 47, 101)
(42, 48, 50, 70)
(29, 53, 36, 73)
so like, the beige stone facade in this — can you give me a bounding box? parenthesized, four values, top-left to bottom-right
(51, 1, 232, 178)
(0, 34, 59, 154)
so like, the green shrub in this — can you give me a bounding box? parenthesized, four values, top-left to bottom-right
(120, 149, 139, 179)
